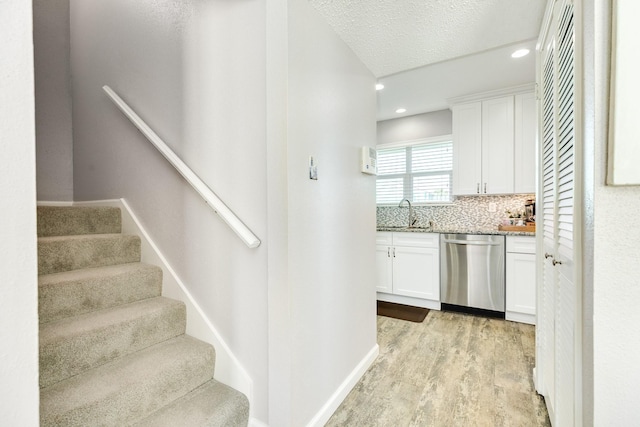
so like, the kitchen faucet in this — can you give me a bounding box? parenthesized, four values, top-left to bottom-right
(398, 198, 417, 227)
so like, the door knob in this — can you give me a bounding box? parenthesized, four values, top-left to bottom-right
(545, 253, 553, 259)
(552, 259, 562, 266)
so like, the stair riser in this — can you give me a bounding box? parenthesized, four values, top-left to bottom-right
(38, 235, 141, 275)
(39, 264, 162, 324)
(41, 337, 215, 427)
(132, 380, 250, 427)
(40, 301, 186, 388)
(37, 206, 122, 237)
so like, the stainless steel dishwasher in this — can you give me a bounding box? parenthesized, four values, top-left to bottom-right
(440, 233, 505, 314)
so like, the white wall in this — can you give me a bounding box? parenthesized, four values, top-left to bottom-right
(590, 0, 640, 423)
(70, 1, 376, 425)
(0, 1, 40, 424)
(265, 0, 292, 424)
(33, 0, 74, 201)
(377, 109, 452, 145)
(70, 0, 269, 420)
(286, 0, 378, 424)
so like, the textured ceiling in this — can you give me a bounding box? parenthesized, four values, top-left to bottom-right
(308, 0, 547, 77)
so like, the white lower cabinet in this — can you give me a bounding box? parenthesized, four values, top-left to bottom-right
(506, 235, 536, 324)
(375, 233, 393, 294)
(376, 232, 440, 309)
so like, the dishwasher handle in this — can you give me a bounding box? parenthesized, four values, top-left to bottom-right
(443, 239, 501, 246)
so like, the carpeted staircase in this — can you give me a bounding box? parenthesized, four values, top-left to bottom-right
(37, 205, 249, 426)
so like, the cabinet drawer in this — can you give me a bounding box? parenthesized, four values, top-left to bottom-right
(393, 232, 439, 248)
(376, 232, 393, 246)
(506, 236, 536, 254)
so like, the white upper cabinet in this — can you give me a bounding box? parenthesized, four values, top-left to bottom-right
(514, 92, 537, 193)
(482, 96, 515, 195)
(452, 102, 483, 195)
(451, 87, 536, 196)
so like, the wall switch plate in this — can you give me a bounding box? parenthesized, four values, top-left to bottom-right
(488, 202, 497, 212)
(309, 156, 318, 180)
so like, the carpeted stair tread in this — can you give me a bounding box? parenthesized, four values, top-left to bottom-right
(38, 233, 141, 275)
(37, 205, 249, 425)
(40, 335, 216, 427)
(39, 263, 162, 324)
(132, 379, 249, 427)
(38, 206, 122, 237)
(40, 297, 186, 388)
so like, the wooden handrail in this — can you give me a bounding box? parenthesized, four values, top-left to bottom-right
(102, 85, 261, 248)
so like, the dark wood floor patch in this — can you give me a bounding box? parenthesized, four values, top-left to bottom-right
(377, 301, 429, 323)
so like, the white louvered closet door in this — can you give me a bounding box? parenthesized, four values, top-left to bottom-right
(540, 36, 557, 420)
(536, 0, 579, 426)
(554, 3, 577, 426)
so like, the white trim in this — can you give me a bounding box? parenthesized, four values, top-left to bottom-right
(537, 0, 556, 53)
(102, 85, 260, 249)
(447, 83, 536, 106)
(304, 344, 380, 427)
(506, 311, 536, 325)
(376, 134, 453, 150)
(37, 201, 74, 206)
(377, 292, 441, 310)
(249, 418, 270, 427)
(72, 199, 254, 413)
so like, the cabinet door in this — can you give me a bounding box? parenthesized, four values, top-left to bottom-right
(452, 102, 482, 195)
(392, 246, 439, 300)
(506, 252, 536, 318)
(375, 245, 393, 293)
(536, 1, 578, 424)
(514, 92, 537, 194)
(482, 96, 515, 194)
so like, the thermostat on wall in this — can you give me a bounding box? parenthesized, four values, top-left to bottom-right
(361, 146, 377, 175)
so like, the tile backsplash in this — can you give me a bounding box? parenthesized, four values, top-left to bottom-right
(377, 194, 535, 230)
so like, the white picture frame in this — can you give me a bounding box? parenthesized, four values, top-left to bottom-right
(607, 0, 640, 185)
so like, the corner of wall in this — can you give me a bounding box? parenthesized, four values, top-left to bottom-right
(304, 344, 379, 427)
(0, 0, 40, 422)
(33, 0, 74, 201)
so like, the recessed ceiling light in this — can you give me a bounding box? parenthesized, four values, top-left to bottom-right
(511, 48, 530, 58)
(376, 83, 385, 91)
(395, 108, 406, 114)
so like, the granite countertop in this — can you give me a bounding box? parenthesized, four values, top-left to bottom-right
(376, 226, 535, 237)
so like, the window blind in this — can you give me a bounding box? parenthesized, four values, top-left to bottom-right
(376, 140, 453, 204)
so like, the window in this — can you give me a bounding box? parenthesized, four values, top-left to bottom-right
(376, 138, 453, 205)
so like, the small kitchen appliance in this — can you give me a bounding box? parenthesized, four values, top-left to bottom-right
(524, 199, 536, 223)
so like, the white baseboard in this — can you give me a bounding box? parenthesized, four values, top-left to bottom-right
(305, 344, 379, 427)
(249, 417, 270, 427)
(377, 292, 441, 310)
(72, 199, 254, 411)
(37, 201, 74, 206)
(506, 311, 536, 325)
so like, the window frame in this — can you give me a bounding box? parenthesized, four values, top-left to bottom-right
(376, 135, 454, 206)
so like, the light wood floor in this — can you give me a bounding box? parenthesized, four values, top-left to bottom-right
(326, 310, 550, 427)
